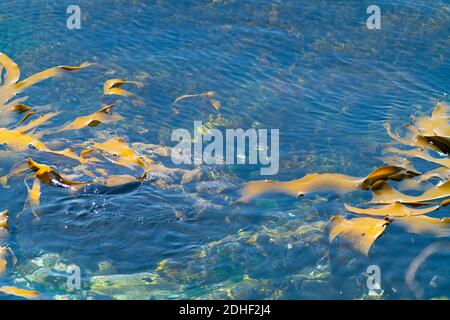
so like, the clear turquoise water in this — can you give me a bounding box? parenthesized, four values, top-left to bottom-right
(0, 0, 449, 299)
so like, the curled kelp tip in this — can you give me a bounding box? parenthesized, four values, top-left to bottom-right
(0, 52, 92, 108)
(417, 167, 450, 183)
(0, 52, 20, 87)
(361, 165, 419, 190)
(13, 62, 93, 94)
(384, 122, 431, 150)
(103, 79, 142, 97)
(370, 180, 450, 204)
(11, 103, 31, 114)
(0, 286, 39, 299)
(328, 216, 391, 256)
(344, 202, 440, 217)
(172, 91, 218, 114)
(48, 104, 123, 134)
(26, 158, 91, 188)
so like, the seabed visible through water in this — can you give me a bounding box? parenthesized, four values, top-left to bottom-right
(0, 0, 450, 300)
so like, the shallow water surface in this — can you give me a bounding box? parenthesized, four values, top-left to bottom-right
(0, 0, 450, 299)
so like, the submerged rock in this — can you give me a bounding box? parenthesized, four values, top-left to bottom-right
(96, 260, 117, 275)
(14, 252, 89, 295)
(89, 272, 188, 299)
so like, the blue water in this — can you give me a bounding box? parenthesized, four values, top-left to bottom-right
(0, 0, 450, 299)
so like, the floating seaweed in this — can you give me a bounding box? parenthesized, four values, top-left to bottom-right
(103, 79, 143, 98)
(240, 100, 450, 255)
(0, 52, 205, 289)
(172, 90, 222, 120)
(47, 104, 123, 134)
(344, 202, 441, 217)
(329, 216, 391, 256)
(173, 90, 216, 106)
(0, 52, 91, 109)
(0, 286, 39, 299)
(0, 210, 16, 278)
(238, 165, 418, 203)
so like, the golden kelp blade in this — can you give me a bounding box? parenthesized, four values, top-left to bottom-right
(0, 247, 12, 275)
(14, 112, 60, 133)
(4, 96, 29, 109)
(0, 248, 7, 275)
(385, 112, 450, 153)
(0, 286, 39, 299)
(103, 79, 142, 97)
(238, 165, 414, 203)
(430, 101, 450, 137)
(371, 181, 450, 204)
(13, 62, 93, 94)
(329, 216, 390, 256)
(18, 111, 36, 124)
(0, 128, 52, 151)
(413, 101, 450, 137)
(27, 158, 91, 188)
(25, 178, 41, 209)
(238, 173, 362, 203)
(88, 138, 152, 170)
(0, 52, 20, 87)
(1, 51, 91, 107)
(344, 202, 440, 217)
(23, 178, 41, 219)
(55, 104, 123, 133)
(0, 210, 7, 229)
(385, 147, 450, 168)
(395, 215, 450, 237)
(361, 165, 419, 190)
(173, 91, 215, 105)
(0, 129, 95, 164)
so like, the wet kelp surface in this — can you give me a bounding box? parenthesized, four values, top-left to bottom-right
(1, 0, 450, 299)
